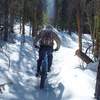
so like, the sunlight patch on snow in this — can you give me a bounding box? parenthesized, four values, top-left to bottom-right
(14, 23, 31, 35)
(53, 44, 96, 99)
(60, 68, 95, 97)
(10, 52, 19, 61)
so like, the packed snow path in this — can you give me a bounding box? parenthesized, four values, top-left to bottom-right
(0, 31, 97, 100)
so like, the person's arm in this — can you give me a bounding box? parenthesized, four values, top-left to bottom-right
(53, 33, 61, 51)
(34, 30, 46, 46)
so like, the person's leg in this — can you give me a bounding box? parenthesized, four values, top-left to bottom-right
(48, 49, 53, 72)
(37, 59, 42, 73)
(36, 48, 45, 76)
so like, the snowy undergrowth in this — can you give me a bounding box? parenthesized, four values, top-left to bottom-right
(0, 25, 97, 100)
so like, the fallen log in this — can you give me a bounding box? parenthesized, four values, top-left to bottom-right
(75, 49, 94, 64)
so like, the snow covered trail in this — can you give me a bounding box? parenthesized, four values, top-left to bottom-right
(0, 31, 97, 100)
(53, 46, 96, 100)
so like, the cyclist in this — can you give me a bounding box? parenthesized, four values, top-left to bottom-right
(34, 25, 61, 77)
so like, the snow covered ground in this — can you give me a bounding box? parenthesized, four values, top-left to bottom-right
(0, 25, 98, 100)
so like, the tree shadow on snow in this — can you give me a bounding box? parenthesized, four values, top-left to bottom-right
(11, 40, 37, 74)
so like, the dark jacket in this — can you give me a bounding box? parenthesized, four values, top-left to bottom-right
(34, 29, 61, 50)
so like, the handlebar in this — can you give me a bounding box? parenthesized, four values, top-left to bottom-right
(34, 45, 58, 52)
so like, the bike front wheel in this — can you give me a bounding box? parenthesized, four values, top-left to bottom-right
(40, 73, 47, 89)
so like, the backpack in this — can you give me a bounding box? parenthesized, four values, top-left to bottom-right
(40, 31, 53, 46)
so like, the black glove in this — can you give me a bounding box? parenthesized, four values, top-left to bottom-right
(54, 48, 58, 51)
(34, 45, 39, 49)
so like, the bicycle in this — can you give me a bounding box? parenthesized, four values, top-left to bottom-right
(34, 45, 55, 89)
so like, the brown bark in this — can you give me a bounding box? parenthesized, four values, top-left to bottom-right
(76, 10, 82, 51)
(95, 60, 100, 99)
(75, 49, 94, 64)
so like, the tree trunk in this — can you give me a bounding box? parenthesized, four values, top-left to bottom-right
(20, 16, 22, 34)
(95, 60, 100, 99)
(94, 16, 100, 58)
(22, 17, 25, 35)
(4, 0, 9, 41)
(76, 9, 82, 51)
(22, 0, 25, 35)
(32, 7, 37, 37)
(9, 13, 14, 33)
(75, 49, 94, 64)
